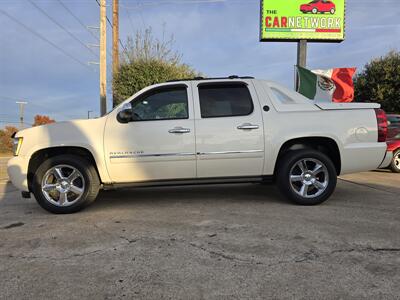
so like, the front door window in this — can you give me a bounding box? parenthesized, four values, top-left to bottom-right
(131, 87, 188, 121)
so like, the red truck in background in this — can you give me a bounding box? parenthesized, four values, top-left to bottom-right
(387, 114, 400, 138)
(300, 0, 336, 14)
(386, 139, 400, 173)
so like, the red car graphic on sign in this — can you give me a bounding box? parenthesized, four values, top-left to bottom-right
(300, 0, 336, 14)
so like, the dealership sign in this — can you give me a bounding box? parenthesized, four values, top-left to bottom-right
(260, 0, 346, 42)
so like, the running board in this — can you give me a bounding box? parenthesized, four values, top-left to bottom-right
(103, 176, 274, 190)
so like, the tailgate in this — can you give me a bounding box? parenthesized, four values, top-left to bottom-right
(315, 103, 380, 110)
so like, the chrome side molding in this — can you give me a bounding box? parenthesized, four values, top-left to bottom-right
(110, 150, 263, 159)
(110, 152, 195, 159)
(197, 150, 263, 156)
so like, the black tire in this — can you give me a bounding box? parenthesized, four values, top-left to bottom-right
(390, 150, 400, 173)
(276, 149, 337, 205)
(32, 155, 100, 214)
(330, 8, 335, 14)
(312, 8, 318, 14)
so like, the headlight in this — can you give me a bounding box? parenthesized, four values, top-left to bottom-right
(13, 137, 23, 156)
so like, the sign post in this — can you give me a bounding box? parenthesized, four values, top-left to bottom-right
(260, 0, 346, 89)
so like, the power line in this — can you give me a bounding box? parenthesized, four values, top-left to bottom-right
(0, 10, 93, 71)
(95, 0, 128, 53)
(0, 95, 28, 102)
(95, 0, 113, 26)
(28, 0, 99, 58)
(0, 95, 86, 120)
(57, 0, 114, 60)
(0, 120, 33, 126)
(56, 0, 100, 42)
(120, 0, 145, 30)
(129, 0, 146, 29)
(120, 0, 228, 9)
(137, 6, 146, 29)
(124, 3, 136, 32)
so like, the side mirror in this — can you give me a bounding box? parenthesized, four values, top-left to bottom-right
(117, 103, 133, 123)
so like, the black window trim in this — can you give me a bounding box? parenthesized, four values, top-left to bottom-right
(129, 84, 190, 122)
(197, 81, 254, 119)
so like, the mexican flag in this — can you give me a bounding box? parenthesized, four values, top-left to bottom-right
(297, 66, 356, 103)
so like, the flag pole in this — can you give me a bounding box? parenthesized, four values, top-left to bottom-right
(296, 39, 307, 91)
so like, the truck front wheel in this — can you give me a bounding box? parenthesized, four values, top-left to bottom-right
(276, 149, 337, 205)
(32, 154, 100, 214)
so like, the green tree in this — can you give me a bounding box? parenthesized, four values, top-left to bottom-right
(354, 50, 400, 113)
(113, 28, 201, 106)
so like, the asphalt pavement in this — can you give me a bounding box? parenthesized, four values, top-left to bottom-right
(0, 171, 399, 299)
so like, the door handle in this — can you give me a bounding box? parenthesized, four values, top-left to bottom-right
(168, 127, 191, 134)
(237, 123, 259, 130)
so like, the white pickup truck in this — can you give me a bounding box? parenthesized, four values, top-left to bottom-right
(8, 77, 390, 214)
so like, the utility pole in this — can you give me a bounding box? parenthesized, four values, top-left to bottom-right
(16, 101, 27, 129)
(100, 0, 107, 116)
(112, 0, 119, 108)
(295, 39, 307, 91)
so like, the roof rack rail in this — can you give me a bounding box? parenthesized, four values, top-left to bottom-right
(166, 75, 254, 83)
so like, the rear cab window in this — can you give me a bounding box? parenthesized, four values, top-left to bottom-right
(198, 83, 254, 118)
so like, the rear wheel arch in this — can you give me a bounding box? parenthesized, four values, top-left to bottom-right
(274, 137, 341, 176)
(28, 146, 102, 191)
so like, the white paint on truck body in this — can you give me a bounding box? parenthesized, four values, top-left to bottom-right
(8, 79, 386, 192)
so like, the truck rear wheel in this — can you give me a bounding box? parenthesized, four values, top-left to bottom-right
(32, 155, 100, 214)
(276, 149, 337, 205)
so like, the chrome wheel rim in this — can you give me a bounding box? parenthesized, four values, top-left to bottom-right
(394, 152, 400, 170)
(41, 165, 85, 207)
(289, 158, 329, 199)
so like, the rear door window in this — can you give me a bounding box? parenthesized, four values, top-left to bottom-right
(198, 83, 253, 118)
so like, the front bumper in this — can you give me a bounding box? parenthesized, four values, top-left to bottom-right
(7, 156, 29, 192)
(379, 151, 393, 169)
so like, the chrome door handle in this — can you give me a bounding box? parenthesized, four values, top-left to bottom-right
(237, 123, 259, 130)
(168, 127, 191, 134)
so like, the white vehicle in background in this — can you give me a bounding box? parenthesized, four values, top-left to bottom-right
(8, 76, 389, 214)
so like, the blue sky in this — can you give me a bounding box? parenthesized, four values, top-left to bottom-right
(0, 0, 399, 126)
